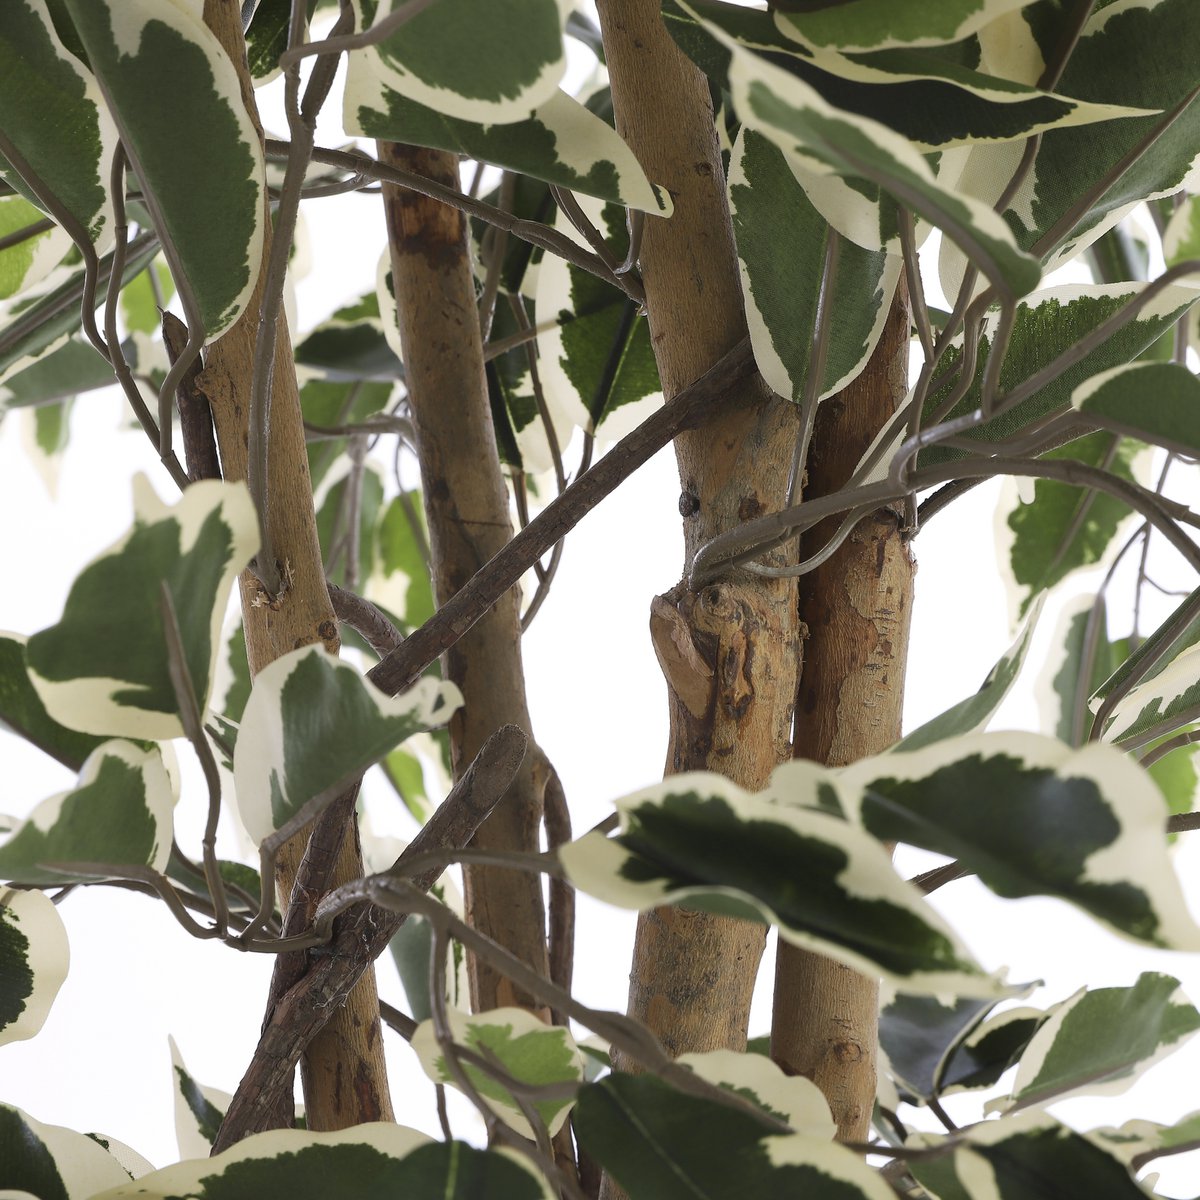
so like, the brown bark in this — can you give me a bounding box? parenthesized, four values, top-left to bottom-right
(595, 0, 801, 1081)
(772, 280, 915, 1141)
(377, 143, 550, 1012)
(201, 0, 392, 1134)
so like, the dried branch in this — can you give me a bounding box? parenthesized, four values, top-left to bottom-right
(163, 311, 222, 482)
(327, 582, 404, 656)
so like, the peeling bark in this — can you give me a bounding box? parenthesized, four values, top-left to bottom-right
(595, 0, 801, 1096)
(201, 0, 392, 1136)
(377, 143, 550, 1012)
(772, 279, 915, 1142)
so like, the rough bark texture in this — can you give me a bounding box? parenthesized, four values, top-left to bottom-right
(771, 279, 915, 1142)
(596, 0, 801, 1082)
(377, 142, 550, 1012)
(201, 0, 392, 1134)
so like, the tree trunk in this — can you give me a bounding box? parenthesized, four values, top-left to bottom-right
(201, 0, 392, 1132)
(377, 143, 551, 1012)
(595, 0, 801, 1078)
(771, 279, 914, 1141)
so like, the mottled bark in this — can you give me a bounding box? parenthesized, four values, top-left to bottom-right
(595, 0, 801, 1086)
(201, 0, 391, 1136)
(772, 280, 915, 1141)
(377, 142, 550, 1011)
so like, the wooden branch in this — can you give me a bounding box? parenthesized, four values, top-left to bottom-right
(162, 311, 221, 483)
(367, 336, 756, 698)
(212, 726, 528, 1150)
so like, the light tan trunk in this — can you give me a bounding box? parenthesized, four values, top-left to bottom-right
(595, 0, 800, 1086)
(772, 280, 914, 1142)
(200, 0, 392, 1131)
(377, 143, 550, 1012)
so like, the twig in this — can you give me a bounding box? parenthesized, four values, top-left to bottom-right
(211, 724, 528, 1150)
(542, 762, 574, 1028)
(367, 336, 757, 696)
(327, 581, 404, 655)
(162, 311, 222, 482)
(277, 0, 445, 68)
(0, 216, 54, 253)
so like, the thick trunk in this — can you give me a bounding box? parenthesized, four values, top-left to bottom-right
(595, 0, 800, 1078)
(772, 280, 914, 1141)
(377, 143, 550, 1012)
(201, 0, 392, 1133)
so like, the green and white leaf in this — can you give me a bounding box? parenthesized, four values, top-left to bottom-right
(729, 128, 901, 405)
(62, 0, 265, 339)
(169, 1035, 230, 1159)
(1164, 192, 1200, 267)
(878, 990, 999, 1103)
(711, 17, 1041, 295)
(387, 874, 467, 1022)
(0, 887, 68, 1047)
(346, 65, 669, 214)
(299, 375, 395, 490)
(1072, 360, 1200, 458)
(233, 643, 461, 846)
(314, 459, 386, 591)
(840, 732, 1200, 949)
(412, 1006, 584, 1137)
(939, 1005, 1047, 1095)
(119, 260, 175, 335)
(1104, 641, 1200, 748)
(0, 1104, 146, 1198)
(911, 1110, 1157, 1200)
(91, 1124, 552, 1200)
(677, 1049, 836, 1138)
(918, 281, 1200, 468)
(26, 477, 258, 740)
(1091, 1108, 1200, 1168)
(664, 1, 1147, 152)
(0, 0, 116, 249)
(349, 0, 570, 125)
(0, 336, 114, 417)
(0, 195, 68, 302)
(898, 595, 1042, 752)
(990, 973, 1200, 1113)
(0, 740, 174, 885)
(561, 770, 1007, 996)
(373, 491, 435, 633)
(774, 0, 1032, 53)
(534, 198, 661, 446)
(998, 433, 1149, 625)
(0, 632, 108, 770)
(294, 291, 401, 382)
(574, 1073, 894, 1200)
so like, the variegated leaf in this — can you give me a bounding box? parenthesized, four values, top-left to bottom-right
(917, 281, 1200, 468)
(0, 740, 174, 885)
(0, 1103, 148, 1198)
(374, 491, 435, 633)
(62, 0, 265, 339)
(0, 195, 67, 301)
(575, 1073, 894, 1200)
(992, 973, 1200, 1112)
(0, 336, 114, 417)
(729, 127, 901, 405)
(1105, 641, 1200, 749)
(840, 732, 1200, 949)
(664, 0, 1145, 152)
(703, 10, 1041, 295)
(678, 1049, 836, 1139)
(774, 0, 1033, 53)
(0, 887, 68, 1047)
(534, 199, 661, 447)
(346, 65, 669, 214)
(90, 1125, 553, 1200)
(294, 292, 401, 382)
(232, 644, 460, 846)
(350, 0, 569, 125)
(1072, 361, 1200, 458)
(911, 1111, 1158, 1200)
(1000, 433, 1147, 623)
(560, 771, 1006, 996)
(0, 632, 108, 770)
(168, 1035, 230, 1159)
(26, 478, 258, 740)
(1164, 192, 1200, 267)
(1091, 1108, 1200, 1168)
(939, 1005, 1046, 1095)
(0, 0, 116, 252)
(412, 1006, 584, 1137)
(898, 595, 1042, 751)
(299, 375, 394, 490)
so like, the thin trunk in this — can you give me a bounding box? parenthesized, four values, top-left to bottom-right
(377, 143, 551, 1012)
(595, 0, 801, 1082)
(201, 0, 392, 1133)
(771, 280, 914, 1141)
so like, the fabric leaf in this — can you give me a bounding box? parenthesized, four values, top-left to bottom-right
(0, 887, 69, 1048)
